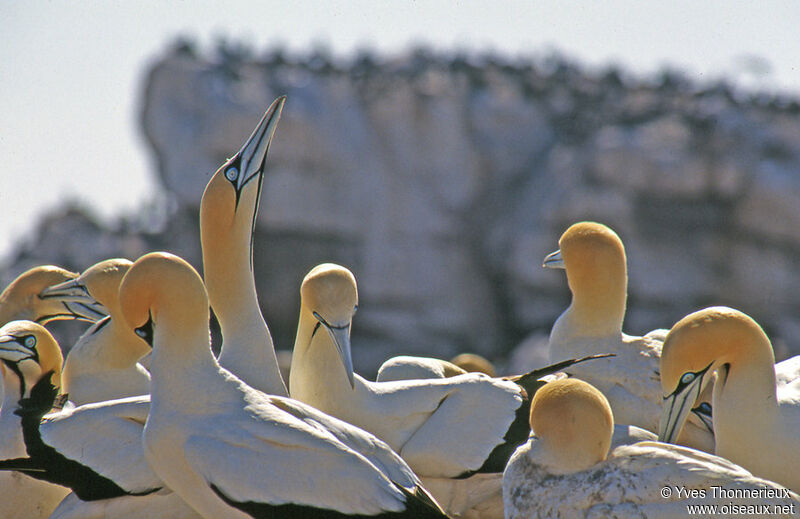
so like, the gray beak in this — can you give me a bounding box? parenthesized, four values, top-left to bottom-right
(542, 249, 565, 269)
(230, 95, 286, 193)
(38, 280, 108, 322)
(326, 324, 355, 389)
(658, 368, 709, 443)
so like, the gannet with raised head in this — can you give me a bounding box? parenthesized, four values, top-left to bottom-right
(0, 320, 71, 518)
(0, 321, 200, 519)
(659, 307, 800, 491)
(378, 353, 496, 382)
(503, 378, 799, 518)
(200, 96, 287, 397)
(119, 251, 447, 519)
(40, 258, 151, 405)
(544, 221, 714, 452)
(290, 263, 608, 519)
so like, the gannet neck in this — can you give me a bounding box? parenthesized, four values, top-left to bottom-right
(0, 363, 23, 409)
(528, 378, 613, 474)
(199, 99, 287, 396)
(551, 222, 627, 338)
(0, 266, 78, 324)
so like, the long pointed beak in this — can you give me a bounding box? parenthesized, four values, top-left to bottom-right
(0, 336, 36, 363)
(38, 280, 107, 323)
(324, 323, 355, 389)
(233, 95, 286, 192)
(542, 249, 565, 269)
(658, 371, 707, 443)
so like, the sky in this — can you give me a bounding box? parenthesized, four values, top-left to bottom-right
(2, 1, 800, 261)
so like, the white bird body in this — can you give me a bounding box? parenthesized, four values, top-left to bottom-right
(376, 355, 466, 382)
(200, 97, 287, 397)
(660, 307, 800, 492)
(504, 440, 800, 519)
(545, 222, 714, 452)
(503, 378, 799, 519)
(119, 251, 446, 519)
(0, 320, 200, 518)
(289, 263, 601, 519)
(41, 258, 150, 405)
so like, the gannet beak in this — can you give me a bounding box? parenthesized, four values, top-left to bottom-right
(39, 279, 108, 322)
(227, 96, 286, 193)
(312, 311, 355, 389)
(542, 249, 565, 269)
(0, 335, 37, 364)
(691, 402, 714, 434)
(658, 366, 711, 443)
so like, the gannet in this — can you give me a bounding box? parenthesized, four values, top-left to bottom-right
(659, 306, 800, 491)
(544, 221, 714, 452)
(503, 378, 799, 518)
(0, 321, 201, 518)
(289, 263, 608, 519)
(0, 320, 71, 518)
(0, 265, 106, 325)
(39, 258, 151, 405)
(200, 96, 287, 397)
(118, 251, 448, 518)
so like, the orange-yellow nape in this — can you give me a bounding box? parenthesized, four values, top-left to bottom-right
(530, 378, 613, 468)
(0, 320, 64, 389)
(300, 264, 358, 319)
(660, 306, 772, 395)
(119, 252, 209, 334)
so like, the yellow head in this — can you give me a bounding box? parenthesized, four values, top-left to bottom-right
(0, 320, 64, 392)
(557, 222, 627, 297)
(450, 353, 496, 377)
(79, 259, 133, 312)
(300, 263, 359, 387)
(530, 378, 613, 473)
(118, 252, 209, 348)
(658, 306, 773, 443)
(0, 265, 80, 324)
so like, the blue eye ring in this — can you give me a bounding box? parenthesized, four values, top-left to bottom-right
(23, 335, 36, 348)
(681, 373, 695, 385)
(225, 167, 239, 182)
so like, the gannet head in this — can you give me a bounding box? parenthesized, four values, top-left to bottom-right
(200, 97, 285, 275)
(658, 306, 770, 443)
(119, 252, 209, 350)
(1, 265, 104, 324)
(0, 320, 63, 395)
(40, 258, 132, 318)
(450, 352, 496, 377)
(529, 378, 613, 474)
(300, 263, 358, 388)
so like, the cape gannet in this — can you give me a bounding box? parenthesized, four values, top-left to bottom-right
(544, 221, 714, 452)
(659, 307, 800, 492)
(503, 378, 799, 518)
(289, 263, 608, 519)
(40, 258, 151, 405)
(200, 96, 287, 397)
(0, 321, 71, 518)
(0, 321, 201, 518)
(118, 251, 448, 519)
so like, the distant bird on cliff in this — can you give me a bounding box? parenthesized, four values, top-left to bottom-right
(544, 221, 714, 452)
(289, 262, 609, 519)
(503, 378, 799, 519)
(39, 258, 151, 405)
(659, 306, 800, 492)
(118, 251, 447, 518)
(199, 95, 287, 397)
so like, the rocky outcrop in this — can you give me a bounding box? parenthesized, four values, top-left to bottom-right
(4, 43, 800, 370)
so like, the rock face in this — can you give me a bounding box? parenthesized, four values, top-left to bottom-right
(4, 43, 800, 371)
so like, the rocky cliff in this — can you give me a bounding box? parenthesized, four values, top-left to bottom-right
(5, 42, 800, 371)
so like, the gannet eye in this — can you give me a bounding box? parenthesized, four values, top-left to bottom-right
(23, 335, 36, 349)
(135, 329, 147, 339)
(353, 304, 358, 316)
(680, 373, 695, 385)
(697, 402, 712, 414)
(225, 167, 239, 182)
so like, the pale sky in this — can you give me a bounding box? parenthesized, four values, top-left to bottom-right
(2, 1, 799, 261)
